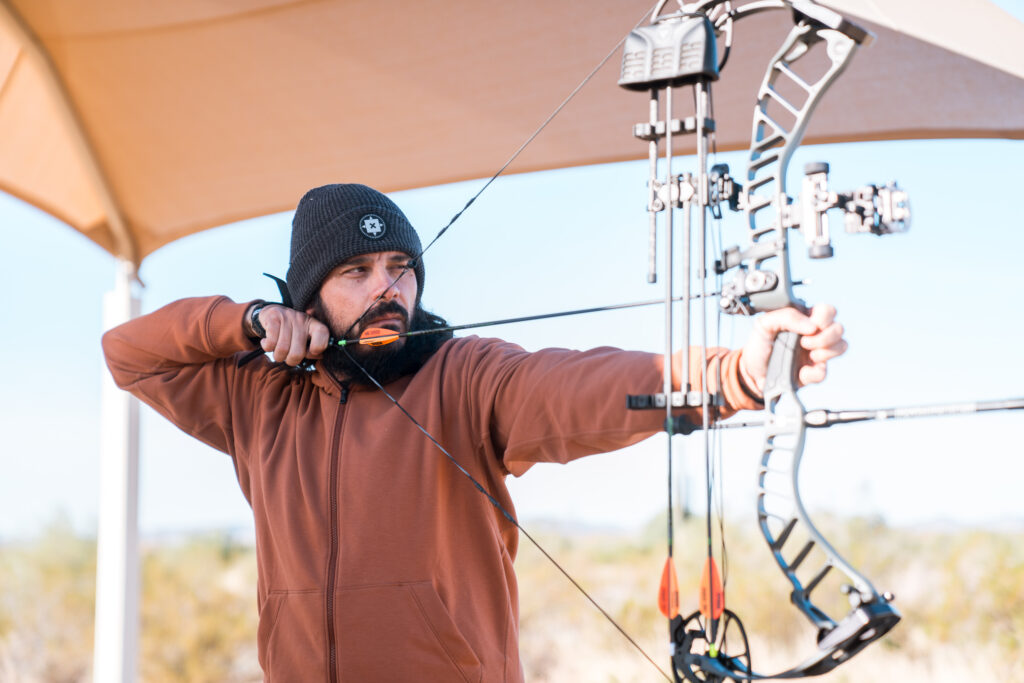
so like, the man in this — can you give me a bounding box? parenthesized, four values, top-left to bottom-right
(103, 183, 845, 682)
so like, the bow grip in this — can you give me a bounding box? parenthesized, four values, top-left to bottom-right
(763, 330, 801, 402)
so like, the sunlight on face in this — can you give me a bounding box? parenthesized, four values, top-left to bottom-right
(308, 251, 418, 340)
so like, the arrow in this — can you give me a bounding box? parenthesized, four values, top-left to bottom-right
(330, 293, 720, 347)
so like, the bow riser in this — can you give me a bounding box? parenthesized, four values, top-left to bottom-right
(720, 22, 863, 315)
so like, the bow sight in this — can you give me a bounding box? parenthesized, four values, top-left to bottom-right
(620, 1, 907, 680)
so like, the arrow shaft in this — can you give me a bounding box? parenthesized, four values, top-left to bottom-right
(333, 293, 720, 346)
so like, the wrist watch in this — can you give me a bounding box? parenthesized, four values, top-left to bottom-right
(249, 302, 268, 339)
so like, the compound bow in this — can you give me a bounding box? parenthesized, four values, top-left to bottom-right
(618, 1, 909, 680)
(318, 1, 1022, 680)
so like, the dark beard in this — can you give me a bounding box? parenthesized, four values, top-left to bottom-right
(310, 297, 453, 388)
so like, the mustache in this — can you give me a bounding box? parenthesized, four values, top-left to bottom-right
(355, 300, 409, 333)
(317, 303, 453, 386)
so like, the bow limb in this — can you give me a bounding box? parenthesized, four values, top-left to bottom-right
(733, 8, 903, 678)
(754, 331, 900, 678)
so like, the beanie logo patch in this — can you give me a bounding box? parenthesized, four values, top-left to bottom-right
(359, 214, 386, 239)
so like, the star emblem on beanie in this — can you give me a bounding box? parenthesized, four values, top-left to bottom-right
(359, 214, 386, 239)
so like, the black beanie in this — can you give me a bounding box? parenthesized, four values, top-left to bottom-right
(286, 184, 425, 311)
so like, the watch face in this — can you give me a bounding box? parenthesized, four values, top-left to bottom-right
(251, 305, 267, 338)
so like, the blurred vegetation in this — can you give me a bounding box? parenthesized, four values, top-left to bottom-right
(138, 535, 260, 683)
(515, 514, 1024, 682)
(0, 514, 1021, 681)
(0, 516, 96, 683)
(0, 519, 259, 683)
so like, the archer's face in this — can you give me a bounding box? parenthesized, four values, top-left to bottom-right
(308, 251, 418, 345)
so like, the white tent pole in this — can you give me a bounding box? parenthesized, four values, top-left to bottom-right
(94, 258, 141, 683)
(0, 5, 144, 672)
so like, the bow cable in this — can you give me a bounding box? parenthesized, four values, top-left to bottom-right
(325, 4, 677, 680)
(332, 292, 720, 347)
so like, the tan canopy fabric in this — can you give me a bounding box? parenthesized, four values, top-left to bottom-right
(1, 0, 1021, 264)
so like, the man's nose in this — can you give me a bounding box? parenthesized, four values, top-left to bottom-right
(369, 264, 399, 299)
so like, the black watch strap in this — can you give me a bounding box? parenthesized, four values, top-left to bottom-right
(249, 302, 269, 339)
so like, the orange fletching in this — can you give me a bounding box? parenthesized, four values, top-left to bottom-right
(699, 556, 724, 621)
(658, 557, 680, 619)
(359, 328, 400, 346)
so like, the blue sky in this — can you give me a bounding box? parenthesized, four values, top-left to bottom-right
(1, 2, 1023, 540)
(2, 135, 1021, 541)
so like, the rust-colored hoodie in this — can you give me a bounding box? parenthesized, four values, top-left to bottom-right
(102, 296, 760, 682)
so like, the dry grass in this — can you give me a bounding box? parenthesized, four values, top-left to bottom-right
(514, 515, 1024, 683)
(0, 515, 1020, 681)
(0, 521, 260, 683)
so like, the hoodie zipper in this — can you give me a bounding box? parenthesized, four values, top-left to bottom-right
(326, 378, 349, 682)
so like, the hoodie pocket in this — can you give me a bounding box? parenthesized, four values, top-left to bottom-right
(257, 589, 326, 680)
(334, 581, 482, 682)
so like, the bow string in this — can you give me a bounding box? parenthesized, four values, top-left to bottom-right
(336, 4, 676, 680)
(305, 2, 1023, 681)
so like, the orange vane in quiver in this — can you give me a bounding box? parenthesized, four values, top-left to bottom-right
(658, 557, 680, 619)
(699, 556, 724, 621)
(359, 328, 401, 346)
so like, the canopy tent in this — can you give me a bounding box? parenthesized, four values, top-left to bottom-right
(0, 0, 1021, 266)
(1, 1, 1022, 682)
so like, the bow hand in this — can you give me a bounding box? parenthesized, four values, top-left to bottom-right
(738, 304, 847, 398)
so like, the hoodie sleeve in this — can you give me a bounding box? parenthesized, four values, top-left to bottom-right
(101, 296, 263, 455)
(454, 338, 763, 477)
